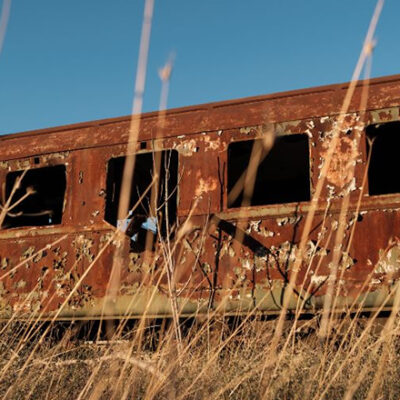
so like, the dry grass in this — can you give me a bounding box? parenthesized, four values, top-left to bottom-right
(1, 315, 400, 399)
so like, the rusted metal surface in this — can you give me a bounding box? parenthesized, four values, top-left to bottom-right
(1, 75, 400, 320)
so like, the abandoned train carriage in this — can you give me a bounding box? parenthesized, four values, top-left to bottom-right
(1, 74, 400, 320)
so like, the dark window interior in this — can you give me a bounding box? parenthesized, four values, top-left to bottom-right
(105, 150, 178, 250)
(3, 165, 66, 228)
(227, 134, 310, 208)
(367, 121, 400, 196)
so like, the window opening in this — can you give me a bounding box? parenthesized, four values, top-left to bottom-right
(3, 165, 67, 228)
(105, 150, 178, 251)
(227, 134, 310, 208)
(367, 121, 400, 196)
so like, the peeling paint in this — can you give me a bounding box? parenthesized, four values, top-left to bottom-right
(1, 78, 400, 320)
(173, 139, 198, 156)
(276, 216, 302, 226)
(203, 135, 221, 151)
(195, 174, 218, 197)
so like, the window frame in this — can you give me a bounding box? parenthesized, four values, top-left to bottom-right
(225, 132, 312, 211)
(1, 163, 68, 230)
(103, 148, 180, 242)
(365, 121, 400, 198)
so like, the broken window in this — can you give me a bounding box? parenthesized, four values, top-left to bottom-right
(3, 165, 67, 228)
(367, 121, 400, 196)
(227, 134, 310, 208)
(105, 150, 178, 250)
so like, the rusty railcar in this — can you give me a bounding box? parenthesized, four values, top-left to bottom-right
(1, 75, 400, 320)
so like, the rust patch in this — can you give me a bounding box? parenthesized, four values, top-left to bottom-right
(1, 77, 400, 319)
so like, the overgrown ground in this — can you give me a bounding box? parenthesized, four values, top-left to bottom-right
(1, 313, 400, 399)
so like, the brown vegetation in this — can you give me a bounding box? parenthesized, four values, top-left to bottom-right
(1, 315, 400, 399)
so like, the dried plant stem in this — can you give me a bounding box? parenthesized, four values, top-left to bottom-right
(107, 0, 155, 317)
(0, 0, 11, 57)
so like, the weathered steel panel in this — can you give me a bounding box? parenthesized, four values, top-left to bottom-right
(1, 75, 400, 320)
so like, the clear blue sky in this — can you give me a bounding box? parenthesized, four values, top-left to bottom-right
(0, 0, 398, 135)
